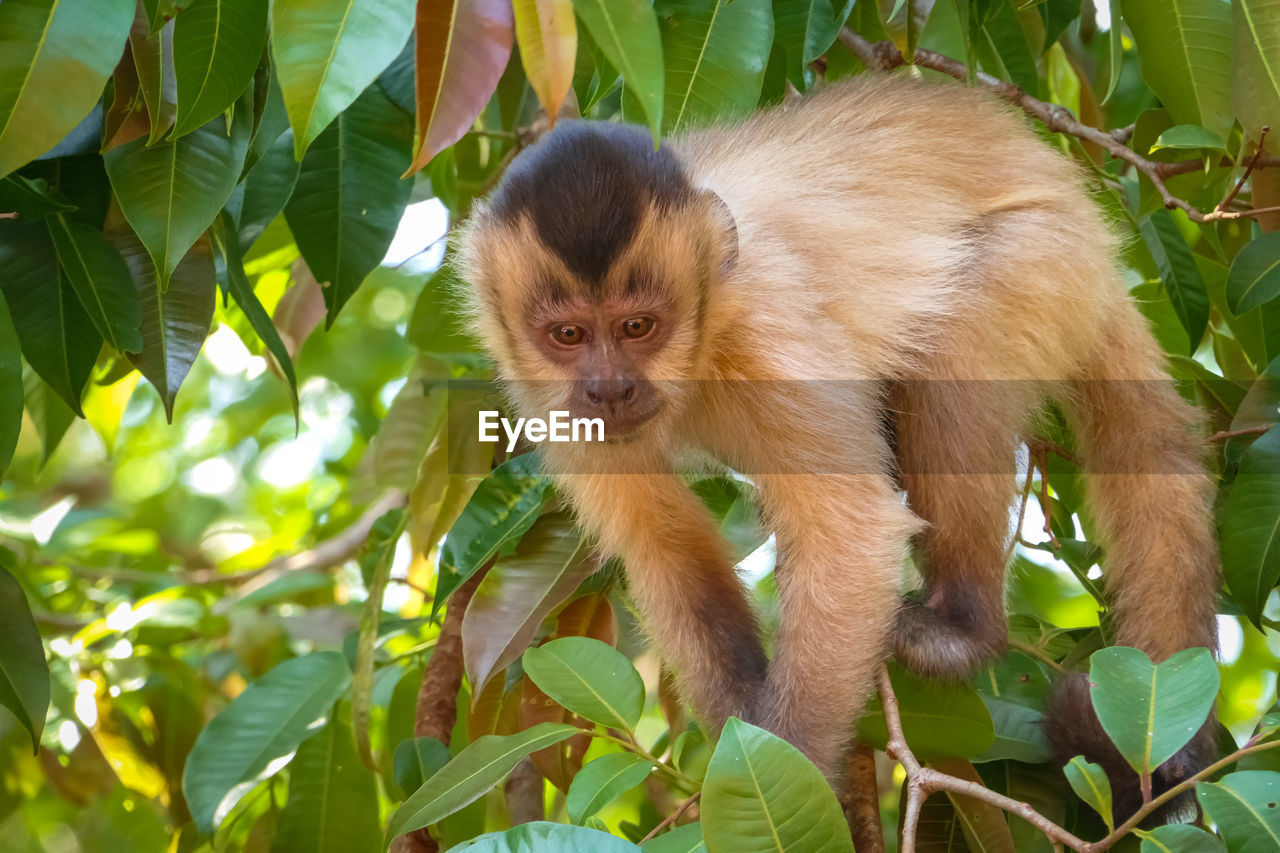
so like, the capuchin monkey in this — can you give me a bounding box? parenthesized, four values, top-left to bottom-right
(457, 74, 1220, 817)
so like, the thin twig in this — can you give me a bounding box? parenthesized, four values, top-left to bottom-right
(836, 30, 1279, 223)
(640, 793, 701, 843)
(1207, 424, 1270, 442)
(1218, 127, 1271, 214)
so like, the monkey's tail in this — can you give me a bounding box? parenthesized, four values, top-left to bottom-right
(1045, 303, 1220, 821)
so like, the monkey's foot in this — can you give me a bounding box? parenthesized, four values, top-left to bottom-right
(890, 598, 1006, 679)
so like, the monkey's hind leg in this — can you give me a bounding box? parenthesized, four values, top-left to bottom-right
(890, 378, 1034, 679)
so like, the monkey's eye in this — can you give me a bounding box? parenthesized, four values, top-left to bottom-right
(551, 324, 586, 345)
(621, 317, 654, 339)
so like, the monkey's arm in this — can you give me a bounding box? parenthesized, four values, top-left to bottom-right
(558, 470, 768, 727)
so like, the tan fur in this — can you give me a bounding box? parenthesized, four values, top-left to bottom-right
(458, 73, 1220, 786)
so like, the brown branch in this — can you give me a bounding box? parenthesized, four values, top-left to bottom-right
(640, 792, 701, 843)
(841, 741, 885, 852)
(1208, 424, 1270, 442)
(504, 758, 544, 825)
(836, 29, 1278, 224)
(1218, 127, 1271, 214)
(0, 211, 18, 219)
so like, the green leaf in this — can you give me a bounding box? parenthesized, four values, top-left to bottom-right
(393, 736, 452, 799)
(271, 709, 379, 853)
(1221, 425, 1280, 625)
(282, 83, 412, 325)
(384, 723, 581, 842)
(46, 213, 143, 353)
(858, 664, 995, 760)
(0, 563, 49, 753)
(270, 0, 416, 158)
(1103, 0, 1123, 103)
(22, 367, 75, 463)
(234, 129, 300, 251)
(182, 651, 352, 834)
(573, 0, 665, 139)
(880, 0, 937, 64)
(566, 752, 652, 823)
(0, 291, 20, 477)
(1063, 756, 1114, 831)
(0, 175, 76, 220)
(641, 824, 706, 853)
(1228, 232, 1280, 314)
(104, 211, 216, 421)
(1139, 209, 1210, 353)
(0, 0, 134, 178)
(1088, 646, 1219, 776)
(1196, 771, 1280, 851)
(171, 0, 268, 138)
(701, 718, 854, 853)
(523, 637, 645, 732)
(1149, 124, 1229, 154)
(774, 0, 853, 90)
(104, 106, 250, 288)
(434, 453, 552, 614)
(463, 512, 593, 694)
(1233, 0, 1280, 145)
(1136, 824, 1224, 853)
(129, 6, 177, 145)
(981, 0, 1037, 94)
(454, 823, 642, 852)
(975, 696, 1051, 763)
(0, 221, 101, 415)
(654, 0, 774, 133)
(1121, 0, 1233, 140)
(352, 508, 407, 770)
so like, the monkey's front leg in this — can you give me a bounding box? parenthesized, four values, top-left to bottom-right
(753, 473, 920, 781)
(562, 471, 768, 729)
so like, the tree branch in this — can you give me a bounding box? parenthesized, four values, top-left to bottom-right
(836, 30, 1279, 224)
(640, 792, 701, 843)
(841, 740, 885, 852)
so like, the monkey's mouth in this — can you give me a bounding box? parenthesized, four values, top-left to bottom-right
(593, 401, 662, 443)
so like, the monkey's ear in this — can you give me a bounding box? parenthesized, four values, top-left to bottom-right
(700, 189, 738, 278)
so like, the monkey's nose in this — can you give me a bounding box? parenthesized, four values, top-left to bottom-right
(583, 380, 637, 413)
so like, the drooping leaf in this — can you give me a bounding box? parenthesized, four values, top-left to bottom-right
(1228, 232, 1280, 314)
(0, 562, 49, 753)
(282, 83, 412, 325)
(522, 637, 645, 732)
(1136, 824, 1224, 853)
(104, 209, 216, 421)
(182, 651, 352, 834)
(270, 0, 416, 158)
(22, 367, 76, 463)
(858, 663, 995, 760)
(701, 718, 854, 853)
(566, 752, 652, 823)
(1122, 0, 1233, 140)
(1149, 124, 1229, 154)
(434, 452, 552, 614)
(0, 174, 76, 221)
(103, 40, 152, 151)
(234, 129, 300, 251)
(1064, 756, 1114, 831)
(406, 0, 515, 174)
(513, 0, 578, 122)
(104, 104, 250, 288)
(641, 823, 706, 853)
(1088, 646, 1219, 776)
(352, 508, 407, 771)
(393, 736, 452, 799)
(171, 0, 268, 138)
(654, 0, 774, 133)
(1103, 0, 1123, 103)
(1221, 425, 1280, 625)
(384, 723, 581, 842)
(0, 291, 20, 477)
(0, 222, 101, 415)
(1196, 771, 1280, 851)
(879, 0, 936, 63)
(573, 0, 665, 137)
(452, 823, 642, 852)
(1233, 0, 1280, 147)
(1139, 209, 1210, 353)
(271, 709, 379, 853)
(46, 213, 143, 353)
(930, 758, 1017, 853)
(0, 0, 134, 178)
(129, 5, 178, 145)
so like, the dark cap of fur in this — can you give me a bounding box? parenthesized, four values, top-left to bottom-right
(487, 122, 695, 287)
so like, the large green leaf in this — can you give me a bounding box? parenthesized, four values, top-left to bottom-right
(282, 83, 412, 325)
(1088, 646, 1219, 775)
(182, 651, 352, 835)
(1228, 232, 1280, 314)
(701, 718, 854, 853)
(1233, 0, 1280, 146)
(462, 512, 593, 693)
(566, 752, 652, 823)
(171, 0, 268, 138)
(1063, 756, 1114, 831)
(858, 664, 995, 760)
(523, 637, 645, 732)
(0, 222, 101, 415)
(104, 104, 250, 288)
(393, 736, 452, 798)
(0, 291, 20, 477)
(270, 0, 416, 158)
(271, 710, 379, 853)
(0, 563, 49, 753)
(1136, 824, 1224, 853)
(653, 0, 774, 133)
(1221, 425, 1280, 625)
(1122, 0, 1233, 139)
(0, 0, 134, 178)
(46, 213, 143, 353)
(129, 4, 177, 145)
(385, 723, 581, 842)
(774, 0, 853, 89)
(454, 823, 642, 852)
(573, 0, 664, 138)
(1139, 209, 1210, 353)
(233, 129, 300, 251)
(434, 452, 552, 614)
(1196, 771, 1280, 851)
(0, 174, 76, 220)
(642, 824, 706, 853)
(105, 210, 215, 421)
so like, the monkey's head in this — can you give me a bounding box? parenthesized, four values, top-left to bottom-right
(458, 121, 737, 442)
